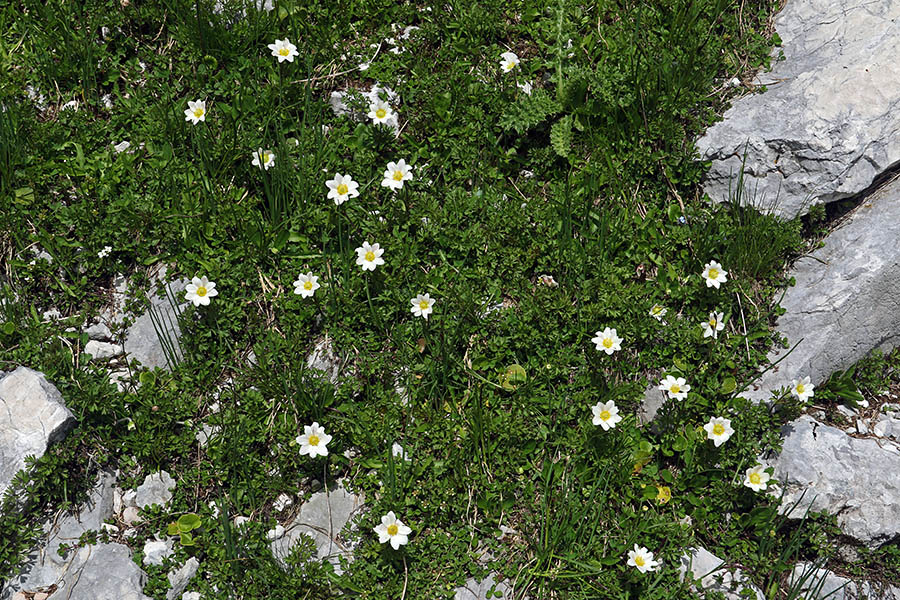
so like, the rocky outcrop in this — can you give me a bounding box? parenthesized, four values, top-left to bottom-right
(788, 562, 900, 600)
(0, 368, 76, 499)
(4, 472, 152, 600)
(679, 547, 763, 600)
(741, 176, 900, 403)
(774, 416, 900, 547)
(270, 482, 364, 575)
(696, 0, 900, 219)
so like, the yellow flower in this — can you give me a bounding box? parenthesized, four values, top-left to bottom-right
(655, 485, 671, 505)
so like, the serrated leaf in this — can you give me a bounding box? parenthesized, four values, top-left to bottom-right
(550, 115, 573, 159)
(499, 89, 561, 133)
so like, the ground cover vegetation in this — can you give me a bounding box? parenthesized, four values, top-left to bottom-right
(4, 0, 894, 597)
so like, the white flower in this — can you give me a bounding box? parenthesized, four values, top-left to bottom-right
(251, 148, 275, 170)
(659, 375, 689, 401)
(184, 99, 206, 124)
(293, 272, 320, 298)
(97, 245, 112, 259)
(626, 544, 660, 573)
(500, 51, 519, 72)
(701, 311, 726, 339)
(649, 304, 667, 321)
(790, 376, 815, 402)
(255, 0, 274, 11)
(325, 173, 359, 205)
(702, 260, 728, 289)
(296, 422, 332, 458)
(381, 159, 413, 191)
(367, 100, 395, 125)
(355, 241, 385, 271)
(703, 416, 734, 447)
(410, 293, 435, 320)
(537, 274, 558, 287)
(517, 81, 533, 95)
(114, 140, 131, 153)
(591, 400, 623, 431)
(392, 442, 410, 461)
(185, 276, 218, 307)
(591, 327, 622, 355)
(268, 38, 298, 63)
(374, 511, 412, 550)
(744, 464, 771, 492)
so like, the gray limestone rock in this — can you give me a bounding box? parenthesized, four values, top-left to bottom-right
(123, 277, 188, 371)
(306, 338, 341, 385)
(454, 574, 512, 600)
(774, 416, 900, 547)
(166, 557, 200, 600)
(83, 322, 113, 341)
(696, 0, 900, 219)
(270, 482, 364, 575)
(84, 340, 122, 360)
(678, 547, 764, 600)
(740, 177, 900, 403)
(0, 368, 76, 499)
(134, 471, 176, 509)
(788, 562, 900, 600)
(5, 472, 152, 600)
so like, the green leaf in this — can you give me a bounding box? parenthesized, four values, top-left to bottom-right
(499, 89, 561, 133)
(499, 364, 527, 391)
(179, 532, 194, 546)
(720, 377, 737, 395)
(167, 522, 180, 536)
(177, 513, 202, 532)
(550, 115, 573, 159)
(2, 322, 15, 336)
(139, 371, 156, 386)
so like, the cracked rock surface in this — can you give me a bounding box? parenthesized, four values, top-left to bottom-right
(4, 471, 152, 600)
(774, 416, 900, 547)
(741, 177, 900, 403)
(696, 0, 900, 218)
(270, 482, 364, 575)
(0, 367, 76, 499)
(789, 562, 900, 600)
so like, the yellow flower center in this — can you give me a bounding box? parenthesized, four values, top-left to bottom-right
(387, 524, 398, 536)
(376, 108, 387, 119)
(708, 268, 719, 279)
(279, 47, 290, 56)
(796, 384, 805, 394)
(602, 338, 613, 348)
(308, 434, 320, 446)
(713, 423, 725, 435)
(196, 286, 207, 297)
(652, 306, 661, 314)
(393, 170, 404, 181)
(304, 281, 313, 290)
(419, 300, 430, 310)
(670, 385, 680, 394)
(193, 108, 204, 118)
(709, 319, 717, 327)
(365, 251, 375, 262)
(263, 152, 270, 163)
(599, 410, 611, 421)
(336, 183, 348, 195)
(749, 472, 761, 484)
(634, 555, 645, 567)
